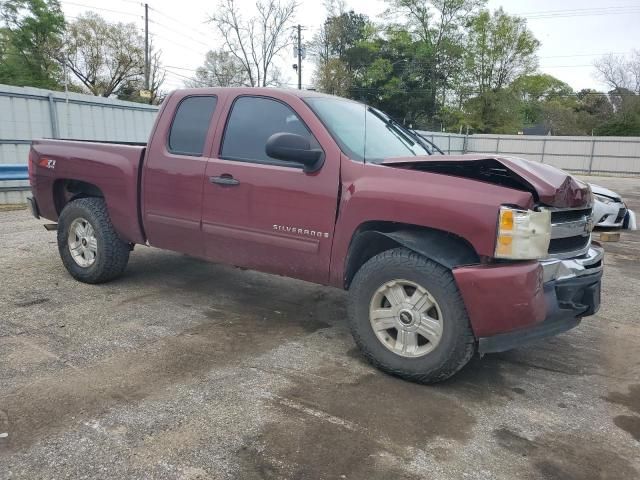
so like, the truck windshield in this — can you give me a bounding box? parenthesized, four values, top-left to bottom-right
(304, 97, 431, 163)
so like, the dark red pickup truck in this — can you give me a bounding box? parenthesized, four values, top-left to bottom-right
(27, 87, 603, 383)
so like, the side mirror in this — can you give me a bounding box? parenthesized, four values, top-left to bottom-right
(265, 132, 324, 172)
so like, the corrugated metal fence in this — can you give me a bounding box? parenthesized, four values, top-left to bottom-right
(0, 83, 158, 203)
(1, 84, 638, 204)
(416, 131, 640, 176)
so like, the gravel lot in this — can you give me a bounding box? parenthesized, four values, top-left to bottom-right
(1, 175, 639, 479)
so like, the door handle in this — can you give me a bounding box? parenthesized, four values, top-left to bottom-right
(209, 174, 239, 186)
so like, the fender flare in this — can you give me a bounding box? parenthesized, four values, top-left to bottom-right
(380, 229, 480, 268)
(344, 228, 480, 288)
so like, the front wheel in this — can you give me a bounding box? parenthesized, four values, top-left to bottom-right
(57, 197, 130, 284)
(348, 248, 475, 384)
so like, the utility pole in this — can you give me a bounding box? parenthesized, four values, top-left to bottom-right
(296, 24, 302, 90)
(144, 3, 149, 91)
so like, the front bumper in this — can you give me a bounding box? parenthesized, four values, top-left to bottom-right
(454, 246, 604, 354)
(478, 268, 602, 353)
(595, 200, 627, 228)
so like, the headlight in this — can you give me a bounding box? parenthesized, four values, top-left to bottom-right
(495, 207, 551, 260)
(594, 194, 614, 204)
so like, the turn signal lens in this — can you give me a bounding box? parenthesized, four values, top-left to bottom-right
(500, 209, 514, 231)
(495, 207, 551, 260)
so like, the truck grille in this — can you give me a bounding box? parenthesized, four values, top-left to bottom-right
(548, 207, 592, 258)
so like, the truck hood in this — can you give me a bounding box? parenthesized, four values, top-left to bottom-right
(381, 154, 592, 209)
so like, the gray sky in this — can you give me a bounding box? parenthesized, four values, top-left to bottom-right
(60, 0, 640, 93)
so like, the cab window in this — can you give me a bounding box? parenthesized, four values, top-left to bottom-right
(168, 96, 218, 156)
(221, 96, 320, 166)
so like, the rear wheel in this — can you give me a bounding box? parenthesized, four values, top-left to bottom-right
(57, 197, 130, 284)
(348, 248, 475, 383)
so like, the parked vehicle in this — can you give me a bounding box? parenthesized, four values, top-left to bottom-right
(591, 183, 637, 230)
(27, 88, 603, 383)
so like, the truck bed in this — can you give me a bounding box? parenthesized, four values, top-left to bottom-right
(29, 139, 147, 244)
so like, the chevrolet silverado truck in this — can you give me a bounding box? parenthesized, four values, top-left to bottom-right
(27, 88, 603, 383)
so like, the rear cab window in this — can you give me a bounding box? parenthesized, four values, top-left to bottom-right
(168, 96, 218, 156)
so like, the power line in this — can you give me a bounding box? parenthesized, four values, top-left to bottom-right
(539, 51, 631, 59)
(163, 67, 313, 89)
(60, 1, 142, 19)
(520, 7, 640, 20)
(148, 18, 212, 50)
(165, 65, 198, 72)
(539, 64, 594, 68)
(149, 33, 207, 56)
(163, 67, 201, 84)
(516, 5, 640, 15)
(148, 6, 212, 40)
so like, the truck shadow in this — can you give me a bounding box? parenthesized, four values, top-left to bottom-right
(119, 248, 601, 386)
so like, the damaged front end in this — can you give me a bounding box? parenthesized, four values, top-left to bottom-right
(381, 155, 592, 210)
(381, 154, 604, 353)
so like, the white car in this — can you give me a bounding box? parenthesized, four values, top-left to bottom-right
(591, 184, 637, 230)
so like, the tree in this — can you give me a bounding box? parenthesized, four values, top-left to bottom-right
(538, 90, 617, 136)
(464, 8, 539, 93)
(147, 46, 166, 104)
(464, 89, 521, 133)
(462, 8, 539, 132)
(384, 0, 485, 118)
(117, 44, 166, 105)
(594, 51, 640, 93)
(596, 88, 640, 136)
(592, 53, 640, 135)
(309, 8, 371, 94)
(348, 28, 438, 127)
(324, 10, 369, 60)
(313, 57, 351, 96)
(0, 0, 65, 89)
(63, 13, 145, 97)
(577, 89, 614, 120)
(210, 0, 297, 87)
(187, 49, 248, 87)
(510, 74, 573, 125)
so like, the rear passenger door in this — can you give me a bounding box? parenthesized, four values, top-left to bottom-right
(143, 95, 219, 256)
(201, 95, 340, 284)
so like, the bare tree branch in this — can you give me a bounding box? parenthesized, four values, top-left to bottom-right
(210, 0, 298, 87)
(594, 51, 640, 94)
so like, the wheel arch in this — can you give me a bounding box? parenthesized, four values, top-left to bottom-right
(53, 178, 105, 216)
(343, 221, 480, 289)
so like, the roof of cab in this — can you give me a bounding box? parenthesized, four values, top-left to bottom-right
(169, 86, 352, 102)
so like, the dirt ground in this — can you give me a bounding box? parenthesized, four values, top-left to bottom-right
(0, 175, 638, 479)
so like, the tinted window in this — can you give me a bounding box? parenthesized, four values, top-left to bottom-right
(221, 96, 320, 165)
(168, 96, 217, 156)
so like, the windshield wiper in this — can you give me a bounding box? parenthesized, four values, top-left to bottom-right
(409, 130, 444, 155)
(367, 108, 419, 150)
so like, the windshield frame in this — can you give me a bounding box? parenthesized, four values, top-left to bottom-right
(303, 96, 432, 163)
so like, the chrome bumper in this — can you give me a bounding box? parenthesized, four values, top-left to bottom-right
(541, 245, 604, 283)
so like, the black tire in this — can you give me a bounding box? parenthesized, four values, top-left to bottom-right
(348, 248, 476, 384)
(57, 197, 130, 284)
